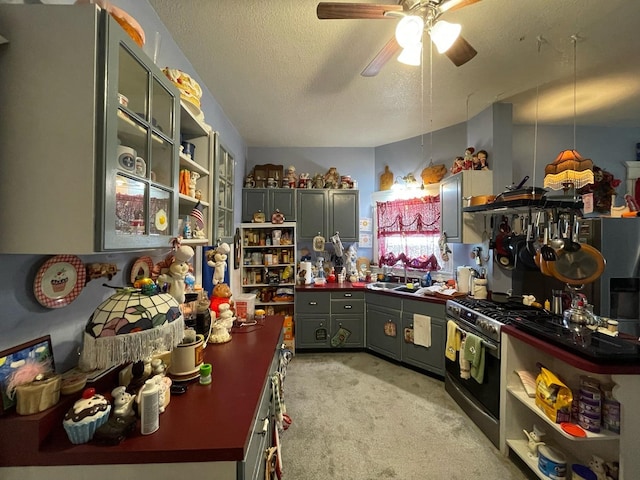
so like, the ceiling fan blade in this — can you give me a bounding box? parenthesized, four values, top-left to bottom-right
(317, 2, 403, 20)
(361, 36, 401, 77)
(444, 35, 477, 66)
(438, 0, 482, 14)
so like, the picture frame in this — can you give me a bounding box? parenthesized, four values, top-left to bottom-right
(0, 335, 55, 415)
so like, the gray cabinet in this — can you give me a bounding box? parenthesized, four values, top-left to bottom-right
(365, 293, 403, 360)
(295, 290, 364, 349)
(242, 188, 296, 223)
(0, 4, 181, 253)
(401, 299, 445, 375)
(296, 189, 359, 242)
(439, 170, 492, 244)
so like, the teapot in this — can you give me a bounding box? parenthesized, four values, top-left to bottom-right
(562, 293, 598, 326)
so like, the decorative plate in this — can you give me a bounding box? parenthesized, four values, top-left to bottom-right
(130, 256, 154, 284)
(155, 209, 168, 231)
(33, 255, 86, 309)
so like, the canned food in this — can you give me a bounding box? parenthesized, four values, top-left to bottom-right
(538, 445, 567, 479)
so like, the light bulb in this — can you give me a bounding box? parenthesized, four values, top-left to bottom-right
(429, 20, 461, 53)
(395, 15, 424, 49)
(398, 43, 422, 66)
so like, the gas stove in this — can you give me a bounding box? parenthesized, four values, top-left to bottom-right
(445, 298, 544, 343)
(446, 298, 640, 363)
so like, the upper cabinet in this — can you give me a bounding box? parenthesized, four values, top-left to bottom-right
(297, 189, 359, 243)
(241, 188, 296, 223)
(440, 171, 492, 244)
(0, 4, 180, 254)
(215, 141, 235, 240)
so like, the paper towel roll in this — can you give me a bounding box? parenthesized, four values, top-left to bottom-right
(300, 261, 313, 284)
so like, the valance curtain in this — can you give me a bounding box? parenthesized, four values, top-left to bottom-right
(376, 195, 442, 270)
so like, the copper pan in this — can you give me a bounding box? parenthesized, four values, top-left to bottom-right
(547, 243, 606, 285)
(465, 195, 496, 207)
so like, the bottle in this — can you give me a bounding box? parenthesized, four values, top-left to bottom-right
(422, 271, 432, 287)
(199, 363, 212, 385)
(140, 379, 160, 435)
(183, 216, 192, 239)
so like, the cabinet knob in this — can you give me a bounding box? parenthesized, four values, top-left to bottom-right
(343, 305, 352, 309)
(257, 417, 269, 436)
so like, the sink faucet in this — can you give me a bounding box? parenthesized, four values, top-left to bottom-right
(403, 265, 408, 283)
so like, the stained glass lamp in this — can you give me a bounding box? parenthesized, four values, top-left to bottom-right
(79, 288, 184, 371)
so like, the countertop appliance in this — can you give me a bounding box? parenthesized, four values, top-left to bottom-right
(444, 297, 640, 448)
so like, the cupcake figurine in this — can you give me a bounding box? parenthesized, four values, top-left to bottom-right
(63, 388, 111, 444)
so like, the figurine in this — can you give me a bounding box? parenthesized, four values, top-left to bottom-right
(345, 244, 358, 278)
(450, 156, 465, 174)
(324, 167, 340, 189)
(244, 174, 255, 188)
(589, 455, 608, 480)
(477, 150, 489, 170)
(111, 386, 136, 418)
(157, 245, 195, 304)
(464, 147, 475, 169)
(298, 172, 310, 189)
(312, 173, 325, 189)
(523, 426, 546, 457)
(207, 242, 231, 285)
(285, 165, 298, 188)
(189, 171, 200, 198)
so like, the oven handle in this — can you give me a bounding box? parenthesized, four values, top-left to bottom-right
(449, 318, 498, 351)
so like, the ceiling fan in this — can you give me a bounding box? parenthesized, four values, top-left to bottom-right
(316, 0, 481, 76)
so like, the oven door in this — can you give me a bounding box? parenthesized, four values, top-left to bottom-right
(444, 318, 501, 420)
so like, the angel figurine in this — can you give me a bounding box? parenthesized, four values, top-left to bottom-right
(523, 425, 546, 457)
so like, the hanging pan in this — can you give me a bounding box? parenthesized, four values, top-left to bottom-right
(546, 242, 606, 285)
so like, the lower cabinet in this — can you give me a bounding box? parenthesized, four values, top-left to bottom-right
(366, 292, 446, 376)
(401, 299, 445, 375)
(295, 290, 364, 349)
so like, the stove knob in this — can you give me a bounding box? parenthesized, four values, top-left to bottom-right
(488, 325, 497, 334)
(478, 320, 486, 329)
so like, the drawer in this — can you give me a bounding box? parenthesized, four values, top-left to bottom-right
(241, 375, 272, 480)
(365, 291, 402, 310)
(295, 292, 330, 314)
(330, 291, 364, 300)
(331, 299, 364, 314)
(402, 298, 446, 318)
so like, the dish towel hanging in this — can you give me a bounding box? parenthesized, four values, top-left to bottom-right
(459, 338, 471, 379)
(413, 314, 431, 348)
(445, 320, 461, 361)
(463, 332, 486, 384)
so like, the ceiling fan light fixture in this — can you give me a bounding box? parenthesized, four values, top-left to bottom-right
(398, 43, 422, 66)
(395, 15, 424, 48)
(429, 20, 461, 53)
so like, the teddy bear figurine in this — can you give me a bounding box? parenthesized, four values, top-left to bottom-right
(209, 282, 235, 317)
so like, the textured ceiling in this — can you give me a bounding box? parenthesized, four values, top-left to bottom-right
(148, 0, 640, 147)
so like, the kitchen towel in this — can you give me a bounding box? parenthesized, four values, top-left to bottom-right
(413, 314, 431, 348)
(445, 320, 461, 361)
(463, 332, 486, 384)
(459, 338, 471, 379)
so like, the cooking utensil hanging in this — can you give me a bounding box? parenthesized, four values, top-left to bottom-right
(547, 242, 605, 285)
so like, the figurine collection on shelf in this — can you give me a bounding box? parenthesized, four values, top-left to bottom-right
(245, 165, 357, 189)
(450, 147, 490, 174)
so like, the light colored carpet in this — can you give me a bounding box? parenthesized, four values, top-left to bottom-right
(280, 352, 528, 480)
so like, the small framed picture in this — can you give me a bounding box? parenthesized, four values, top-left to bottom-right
(0, 335, 55, 415)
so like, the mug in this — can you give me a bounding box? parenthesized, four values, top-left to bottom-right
(117, 145, 146, 177)
(181, 141, 195, 160)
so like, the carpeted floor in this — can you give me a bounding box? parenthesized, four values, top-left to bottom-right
(280, 352, 528, 480)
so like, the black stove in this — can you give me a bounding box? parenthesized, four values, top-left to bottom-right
(447, 298, 640, 363)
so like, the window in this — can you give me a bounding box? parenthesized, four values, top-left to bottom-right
(376, 195, 446, 272)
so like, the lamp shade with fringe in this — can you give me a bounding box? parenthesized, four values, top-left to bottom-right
(79, 289, 184, 371)
(543, 149, 595, 190)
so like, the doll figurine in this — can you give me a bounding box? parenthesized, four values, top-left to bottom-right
(285, 165, 298, 188)
(157, 245, 195, 304)
(477, 150, 489, 170)
(464, 147, 475, 169)
(523, 426, 546, 457)
(451, 156, 465, 174)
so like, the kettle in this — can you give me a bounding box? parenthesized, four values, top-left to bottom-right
(562, 293, 597, 326)
(456, 266, 475, 294)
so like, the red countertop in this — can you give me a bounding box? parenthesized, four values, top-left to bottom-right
(295, 282, 447, 305)
(503, 324, 640, 375)
(0, 317, 284, 467)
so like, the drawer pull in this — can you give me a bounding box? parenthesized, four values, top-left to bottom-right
(343, 305, 352, 309)
(258, 417, 269, 436)
(309, 301, 318, 306)
(343, 293, 352, 297)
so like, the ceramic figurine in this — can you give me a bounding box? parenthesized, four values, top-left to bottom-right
(112, 386, 136, 418)
(189, 171, 200, 198)
(157, 245, 195, 304)
(464, 147, 475, 169)
(285, 165, 298, 188)
(450, 156, 465, 174)
(324, 167, 340, 189)
(477, 150, 489, 170)
(207, 242, 231, 285)
(297, 172, 310, 188)
(244, 174, 255, 188)
(312, 173, 325, 189)
(523, 426, 546, 457)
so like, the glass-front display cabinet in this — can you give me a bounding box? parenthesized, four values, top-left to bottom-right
(0, 4, 179, 254)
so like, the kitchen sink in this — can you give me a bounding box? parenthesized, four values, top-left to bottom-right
(393, 286, 420, 293)
(365, 282, 401, 290)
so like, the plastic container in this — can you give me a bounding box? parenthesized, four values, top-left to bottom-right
(571, 464, 597, 480)
(235, 293, 255, 322)
(538, 445, 567, 479)
(140, 379, 160, 435)
(199, 363, 212, 385)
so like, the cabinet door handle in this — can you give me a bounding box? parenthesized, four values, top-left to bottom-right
(343, 293, 352, 297)
(309, 301, 317, 305)
(343, 305, 352, 309)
